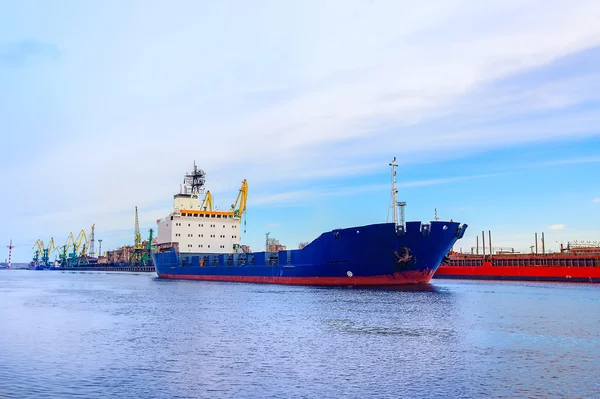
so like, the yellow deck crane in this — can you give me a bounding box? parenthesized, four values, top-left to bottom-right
(231, 179, 248, 232)
(200, 191, 214, 211)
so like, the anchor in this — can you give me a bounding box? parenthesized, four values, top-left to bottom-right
(394, 247, 415, 268)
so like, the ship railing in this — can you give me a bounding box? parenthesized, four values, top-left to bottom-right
(450, 256, 599, 268)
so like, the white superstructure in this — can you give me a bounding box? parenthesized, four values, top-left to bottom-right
(155, 162, 248, 254)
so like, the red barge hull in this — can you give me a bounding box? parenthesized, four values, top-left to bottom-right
(434, 264, 600, 283)
(433, 246, 600, 283)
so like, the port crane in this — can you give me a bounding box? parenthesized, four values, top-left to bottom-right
(29, 224, 94, 269)
(55, 233, 75, 267)
(31, 239, 58, 267)
(231, 179, 248, 217)
(130, 207, 154, 266)
(231, 179, 248, 233)
(32, 239, 44, 265)
(201, 191, 214, 211)
(67, 229, 88, 266)
(41, 238, 55, 267)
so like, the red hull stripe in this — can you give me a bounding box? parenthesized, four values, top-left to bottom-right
(436, 265, 600, 280)
(158, 270, 435, 286)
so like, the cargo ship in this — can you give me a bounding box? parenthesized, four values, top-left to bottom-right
(434, 232, 600, 283)
(152, 159, 468, 286)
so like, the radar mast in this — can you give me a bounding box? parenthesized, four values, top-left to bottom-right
(183, 161, 206, 196)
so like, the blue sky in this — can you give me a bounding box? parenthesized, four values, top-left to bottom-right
(1, 0, 599, 262)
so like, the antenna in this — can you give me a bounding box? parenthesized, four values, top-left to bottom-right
(434, 208, 439, 221)
(265, 232, 270, 252)
(387, 157, 399, 225)
(184, 161, 206, 195)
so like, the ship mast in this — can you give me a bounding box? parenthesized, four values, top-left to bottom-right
(183, 161, 206, 195)
(387, 157, 399, 226)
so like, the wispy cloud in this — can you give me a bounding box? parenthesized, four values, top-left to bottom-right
(250, 186, 386, 206)
(520, 155, 600, 168)
(548, 224, 566, 230)
(397, 173, 509, 188)
(593, 198, 600, 203)
(250, 172, 510, 206)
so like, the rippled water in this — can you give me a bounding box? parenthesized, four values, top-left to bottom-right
(0, 270, 599, 398)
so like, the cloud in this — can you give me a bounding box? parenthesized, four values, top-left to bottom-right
(593, 198, 600, 203)
(548, 224, 566, 230)
(250, 172, 510, 206)
(520, 155, 600, 169)
(3, 0, 600, 257)
(266, 223, 280, 228)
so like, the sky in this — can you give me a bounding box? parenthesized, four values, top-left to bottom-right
(1, 0, 600, 262)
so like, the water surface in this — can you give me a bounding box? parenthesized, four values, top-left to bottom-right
(0, 270, 598, 398)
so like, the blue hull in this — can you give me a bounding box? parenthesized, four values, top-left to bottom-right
(152, 221, 467, 286)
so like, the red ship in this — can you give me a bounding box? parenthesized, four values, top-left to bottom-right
(434, 231, 600, 283)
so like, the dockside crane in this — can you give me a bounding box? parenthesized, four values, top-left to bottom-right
(54, 245, 65, 267)
(67, 229, 88, 266)
(41, 238, 55, 267)
(231, 179, 248, 233)
(32, 239, 44, 265)
(56, 233, 75, 267)
(141, 228, 154, 265)
(130, 206, 153, 266)
(77, 228, 89, 265)
(201, 191, 213, 211)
